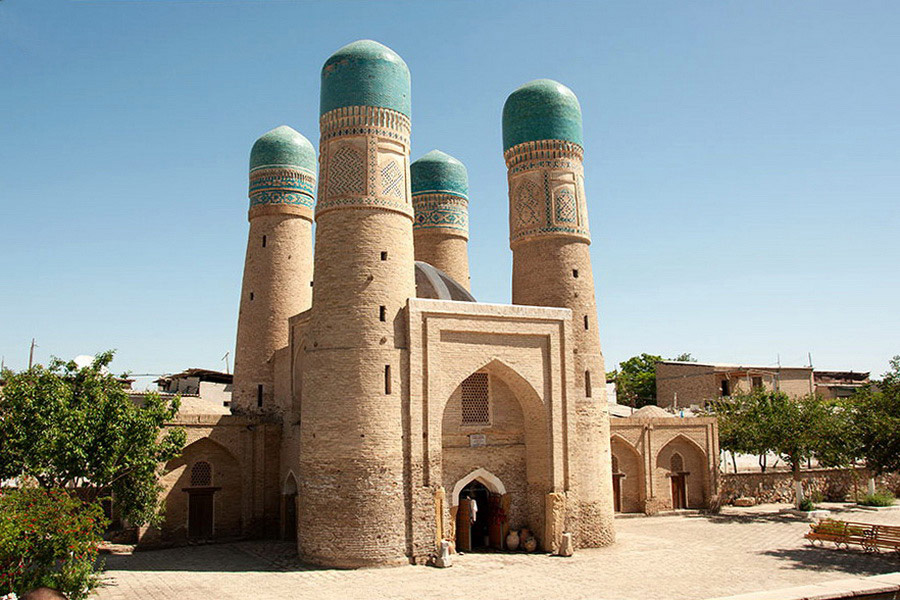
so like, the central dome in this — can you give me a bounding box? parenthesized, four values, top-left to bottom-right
(320, 40, 411, 118)
(502, 79, 583, 151)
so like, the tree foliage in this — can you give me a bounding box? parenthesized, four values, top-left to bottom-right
(0, 487, 106, 600)
(607, 352, 696, 408)
(710, 390, 844, 505)
(843, 356, 900, 477)
(0, 351, 185, 526)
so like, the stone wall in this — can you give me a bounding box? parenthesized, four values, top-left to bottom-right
(719, 467, 900, 504)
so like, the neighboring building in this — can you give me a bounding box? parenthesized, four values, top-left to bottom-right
(154, 368, 233, 408)
(656, 360, 815, 409)
(814, 370, 870, 399)
(145, 41, 618, 567)
(609, 405, 719, 514)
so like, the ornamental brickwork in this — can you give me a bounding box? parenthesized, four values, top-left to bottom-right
(413, 192, 470, 289)
(506, 137, 615, 548)
(296, 102, 415, 567)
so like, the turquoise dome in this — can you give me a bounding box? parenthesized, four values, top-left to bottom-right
(320, 40, 411, 117)
(249, 126, 316, 171)
(411, 150, 468, 197)
(502, 79, 583, 151)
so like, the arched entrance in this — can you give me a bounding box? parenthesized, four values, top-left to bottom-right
(451, 469, 507, 552)
(669, 453, 687, 509)
(282, 472, 298, 542)
(610, 436, 643, 513)
(656, 435, 708, 510)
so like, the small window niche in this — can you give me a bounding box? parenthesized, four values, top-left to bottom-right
(262, 235, 267, 248)
(257, 384, 264, 408)
(584, 315, 589, 330)
(573, 269, 579, 278)
(380, 251, 388, 261)
(384, 365, 392, 394)
(379, 305, 387, 322)
(585, 370, 592, 398)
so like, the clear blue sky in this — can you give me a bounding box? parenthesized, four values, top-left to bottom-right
(2, 1, 898, 385)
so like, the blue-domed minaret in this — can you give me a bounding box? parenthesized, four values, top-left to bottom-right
(411, 149, 470, 289)
(503, 79, 616, 549)
(233, 126, 316, 416)
(297, 40, 415, 568)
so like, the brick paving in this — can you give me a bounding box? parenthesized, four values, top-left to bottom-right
(94, 504, 900, 600)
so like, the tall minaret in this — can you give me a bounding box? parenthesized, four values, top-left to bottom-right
(232, 126, 316, 416)
(297, 40, 415, 567)
(502, 80, 615, 547)
(411, 150, 470, 289)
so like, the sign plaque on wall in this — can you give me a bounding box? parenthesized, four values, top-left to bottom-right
(469, 434, 487, 447)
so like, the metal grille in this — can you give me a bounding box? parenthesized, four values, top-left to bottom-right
(670, 453, 684, 473)
(461, 372, 490, 425)
(191, 461, 212, 487)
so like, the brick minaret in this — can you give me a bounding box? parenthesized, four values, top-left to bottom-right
(502, 79, 615, 547)
(297, 40, 415, 567)
(411, 150, 470, 289)
(232, 126, 316, 416)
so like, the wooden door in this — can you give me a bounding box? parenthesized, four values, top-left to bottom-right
(671, 475, 687, 510)
(456, 499, 472, 551)
(284, 494, 297, 542)
(189, 492, 214, 539)
(487, 494, 503, 549)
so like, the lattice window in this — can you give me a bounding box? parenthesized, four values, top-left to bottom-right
(461, 372, 490, 425)
(670, 453, 684, 473)
(191, 461, 212, 487)
(611, 454, 620, 474)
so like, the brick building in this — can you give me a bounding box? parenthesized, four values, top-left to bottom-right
(144, 40, 619, 567)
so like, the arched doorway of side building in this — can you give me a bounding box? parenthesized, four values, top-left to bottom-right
(282, 472, 298, 542)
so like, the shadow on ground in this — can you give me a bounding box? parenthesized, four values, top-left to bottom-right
(101, 541, 332, 573)
(759, 545, 900, 576)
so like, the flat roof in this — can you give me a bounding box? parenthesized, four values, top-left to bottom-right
(657, 360, 811, 371)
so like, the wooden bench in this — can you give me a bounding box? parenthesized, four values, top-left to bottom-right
(806, 519, 900, 553)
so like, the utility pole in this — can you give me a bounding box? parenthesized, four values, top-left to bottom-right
(28, 338, 37, 370)
(222, 351, 230, 375)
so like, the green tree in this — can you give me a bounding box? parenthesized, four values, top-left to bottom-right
(608, 352, 696, 408)
(0, 351, 185, 526)
(843, 356, 900, 493)
(711, 390, 843, 507)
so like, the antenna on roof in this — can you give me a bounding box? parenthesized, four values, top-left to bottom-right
(222, 351, 230, 375)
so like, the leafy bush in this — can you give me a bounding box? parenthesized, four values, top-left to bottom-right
(0, 488, 107, 600)
(808, 490, 825, 504)
(858, 491, 896, 507)
(798, 498, 816, 512)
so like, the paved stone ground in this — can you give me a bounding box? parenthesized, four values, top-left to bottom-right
(94, 503, 900, 600)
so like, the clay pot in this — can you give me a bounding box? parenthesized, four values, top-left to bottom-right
(522, 535, 537, 552)
(505, 529, 520, 551)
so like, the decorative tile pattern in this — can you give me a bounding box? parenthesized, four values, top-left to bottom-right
(412, 193, 468, 235)
(514, 179, 541, 228)
(554, 188, 577, 223)
(248, 166, 316, 210)
(328, 145, 366, 198)
(506, 139, 590, 244)
(315, 106, 413, 219)
(381, 160, 404, 198)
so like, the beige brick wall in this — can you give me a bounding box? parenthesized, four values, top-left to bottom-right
(506, 139, 614, 548)
(413, 231, 470, 290)
(609, 417, 719, 514)
(297, 105, 415, 568)
(657, 363, 815, 408)
(233, 212, 313, 416)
